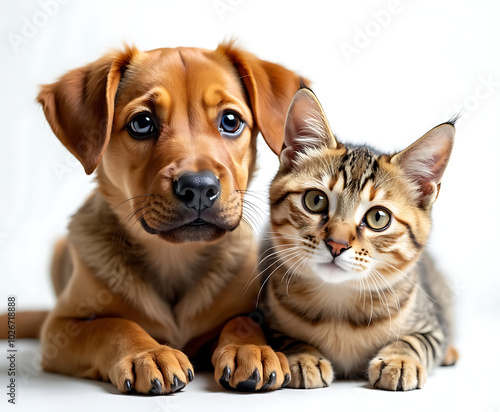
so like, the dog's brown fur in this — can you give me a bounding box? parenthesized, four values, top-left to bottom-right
(20, 43, 304, 394)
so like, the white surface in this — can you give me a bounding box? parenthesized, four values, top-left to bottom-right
(1, 0, 500, 410)
(1, 312, 499, 411)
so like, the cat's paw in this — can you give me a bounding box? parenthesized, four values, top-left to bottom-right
(287, 353, 334, 389)
(368, 355, 427, 391)
(213, 344, 290, 391)
(441, 345, 459, 366)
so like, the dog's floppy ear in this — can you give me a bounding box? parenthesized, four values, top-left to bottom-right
(37, 46, 138, 174)
(219, 42, 308, 155)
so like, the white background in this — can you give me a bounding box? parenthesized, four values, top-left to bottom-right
(1, 0, 499, 411)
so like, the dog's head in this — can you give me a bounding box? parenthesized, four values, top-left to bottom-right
(38, 43, 304, 243)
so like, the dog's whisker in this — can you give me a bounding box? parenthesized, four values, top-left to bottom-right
(98, 194, 156, 227)
(110, 194, 158, 211)
(111, 204, 150, 246)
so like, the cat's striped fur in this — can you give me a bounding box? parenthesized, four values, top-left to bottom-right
(259, 88, 458, 391)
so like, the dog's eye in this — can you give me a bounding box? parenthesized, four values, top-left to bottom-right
(127, 112, 158, 140)
(219, 111, 244, 138)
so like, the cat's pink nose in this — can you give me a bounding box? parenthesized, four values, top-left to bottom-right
(325, 239, 349, 257)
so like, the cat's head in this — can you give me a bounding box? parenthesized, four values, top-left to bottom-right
(269, 88, 454, 286)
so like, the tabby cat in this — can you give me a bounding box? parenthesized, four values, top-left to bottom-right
(259, 88, 458, 391)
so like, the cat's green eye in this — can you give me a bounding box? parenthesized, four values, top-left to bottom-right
(303, 190, 328, 213)
(364, 207, 391, 231)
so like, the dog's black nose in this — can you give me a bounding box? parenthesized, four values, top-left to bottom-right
(174, 171, 221, 211)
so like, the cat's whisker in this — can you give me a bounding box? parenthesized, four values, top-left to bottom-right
(236, 189, 270, 201)
(249, 247, 305, 285)
(307, 269, 327, 296)
(372, 271, 393, 343)
(259, 245, 304, 264)
(261, 243, 302, 256)
(375, 268, 404, 346)
(356, 273, 362, 302)
(287, 256, 310, 294)
(364, 271, 375, 327)
(242, 201, 261, 223)
(263, 238, 316, 249)
(256, 250, 305, 306)
(239, 216, 259, 245)
(361, 275, 369, 312)
(242, 198, 267, 219)
(262, 232, 317, 250)
(242, 245, 305, 296)
(264, 235, 304, 241)
(282, 255, 308, 294)
(263, 232, 311, 241)
(266, 237, 317, 250)
(241, 210, 260, 237)
(372, 257, 437, 303)
(369, 267, 402, 345)
(242, 199, 264, 224)
(366, 269, 390, 331)
(357, 270, 367, 305)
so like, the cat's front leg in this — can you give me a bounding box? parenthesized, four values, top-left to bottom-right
(281, 340, 334, 389)
(368, 332, 445, 391)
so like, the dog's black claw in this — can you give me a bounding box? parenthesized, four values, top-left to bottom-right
(261, 371, 277, 391)
(236, 368, 261, 392)
(219, 366, 232, 390)
(188, 369, 194, 382)
(171, 375, 186, 392)
(282, 373, 291, 388)
(124, 379, 133, 393)
(149, 378, 162, 395)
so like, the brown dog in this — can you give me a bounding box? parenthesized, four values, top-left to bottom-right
(27, 43, 304, 394)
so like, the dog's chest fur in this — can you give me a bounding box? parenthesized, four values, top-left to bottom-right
(67, 191, 256, 348)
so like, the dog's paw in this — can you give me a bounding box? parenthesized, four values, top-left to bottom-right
(368, 355, 427, 391)
(213, 344, 290, 391)
(287, 352, 334, 389)
(110, 345, 194, 395)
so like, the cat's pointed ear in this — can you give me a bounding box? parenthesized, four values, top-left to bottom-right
(280, 87, 338, 170)
(391, 123, 455, 208)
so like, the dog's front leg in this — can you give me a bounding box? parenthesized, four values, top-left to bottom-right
(41, 315, 194, 394)
(212, 316, 290, 391)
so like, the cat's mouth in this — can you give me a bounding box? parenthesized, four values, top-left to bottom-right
(320, 260, 347, 272)
(314, 260, 358, 285)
